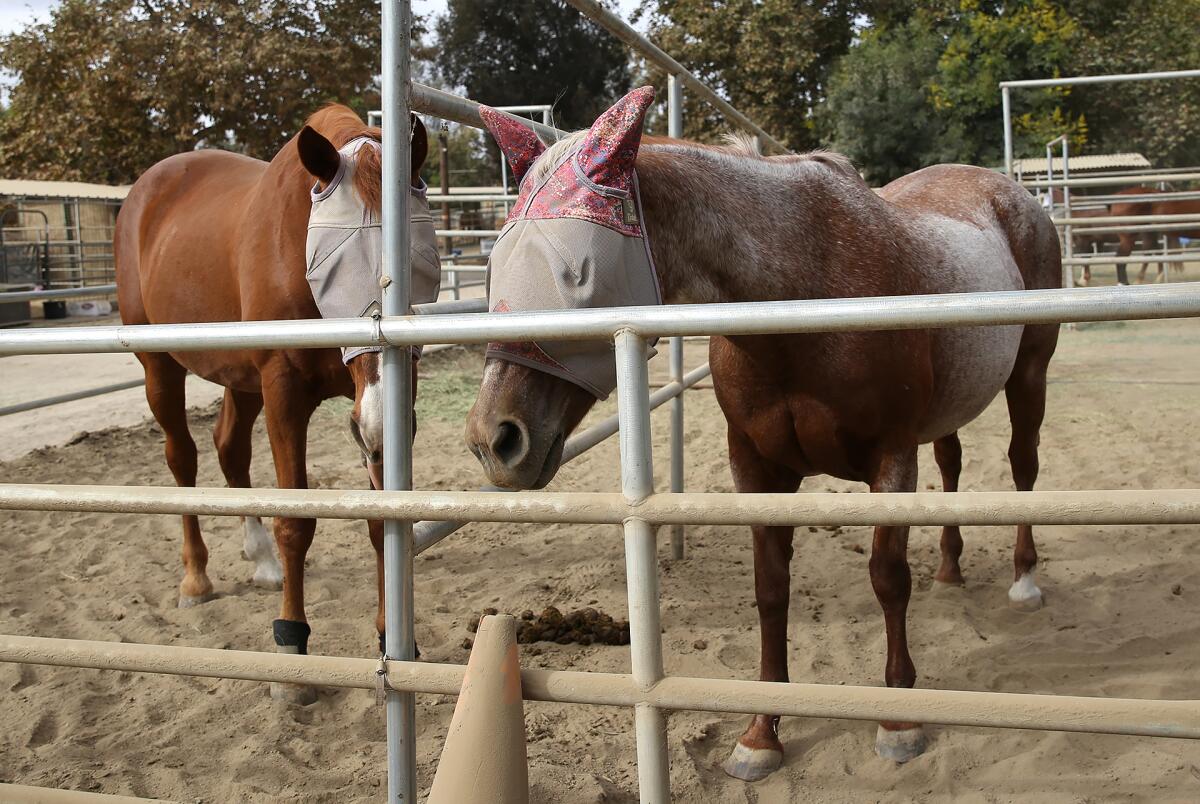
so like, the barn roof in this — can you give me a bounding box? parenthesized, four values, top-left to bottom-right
(0, 179, 130, 201)
(1013, 153, 1151, 175)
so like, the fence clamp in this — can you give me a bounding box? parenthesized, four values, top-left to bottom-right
(375, 654, 393, 705)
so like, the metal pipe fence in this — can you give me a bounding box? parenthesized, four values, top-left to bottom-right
(1022, 172, 1200, 189)
(1002, 70, 1200, 176)
(3, 285, 1197, 356)
(5, 634, 1198, 739)
(6, 30, 1200, 804)
(4, 281, 1200, 801)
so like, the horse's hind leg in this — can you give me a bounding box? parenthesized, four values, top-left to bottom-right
(140, 353, 212, 607)
(1004, 324, 1058, 610)
(932, 432, 965, 586)
(868, 444, 927, 762)
(212, 388, 282, 589)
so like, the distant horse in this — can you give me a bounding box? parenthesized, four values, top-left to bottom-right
(1109, 188, 1200, 284)
(115, 105, 437, 703)
(464, 88, 1061, 775)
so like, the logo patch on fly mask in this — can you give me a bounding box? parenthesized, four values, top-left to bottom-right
(305, 137, 441, 363)
(479, 87, 661, 399)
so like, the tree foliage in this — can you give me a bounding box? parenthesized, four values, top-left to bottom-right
(821, 18, 951, 185)
(1063, 0, 1200, 168)
(822, 0, 1199, 180)
(435, 0, 630, 132)
(637, 0, 858, 150)
(0, 0, 385, 184)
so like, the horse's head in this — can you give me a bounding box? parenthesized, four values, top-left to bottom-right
(298, 110, 439, 482)
(464, 88, 658, 489)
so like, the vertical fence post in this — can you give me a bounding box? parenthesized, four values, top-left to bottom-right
(614, 329, 670, 802)
(1062, 138, 1074, 289)
(666, 74, 686, 562)
(1002, 85, 1013, 177)
(381, 0, 417, 801)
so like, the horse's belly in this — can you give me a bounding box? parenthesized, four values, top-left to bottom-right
(916, 324, 1022, 442)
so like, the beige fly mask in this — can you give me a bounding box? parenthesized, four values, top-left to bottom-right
(479, 87, 661, 399)
(305, 136, 441, 362)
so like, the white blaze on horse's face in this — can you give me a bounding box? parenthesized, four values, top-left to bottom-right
(302, 130, 441, 473)
(465, 87, 660, 489)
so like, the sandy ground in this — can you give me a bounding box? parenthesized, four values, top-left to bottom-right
(3, 310, 1200, 800)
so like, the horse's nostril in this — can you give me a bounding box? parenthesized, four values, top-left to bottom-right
(490, 420, 528, 467)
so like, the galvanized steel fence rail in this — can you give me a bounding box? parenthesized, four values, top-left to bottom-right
(5, 284, 1200, 803)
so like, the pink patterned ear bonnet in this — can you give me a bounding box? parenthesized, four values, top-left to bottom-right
(305, 137, 442, 363)
(479, 86, 661, 399)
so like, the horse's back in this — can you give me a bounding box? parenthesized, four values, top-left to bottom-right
(118, 150, 267, 324)
(116, 150, 277, 389)
(881, 164, 1061, 290)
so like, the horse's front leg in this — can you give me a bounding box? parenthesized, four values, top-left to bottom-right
(869, 444, 926, 762)
(261, 372, 320, 705)
(723, 431, 801, 782)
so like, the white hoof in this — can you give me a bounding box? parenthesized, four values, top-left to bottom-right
(722, 741, 782, 782)
(875, 725, 927, 763)
(252, 563, 284, 590)
(177, 593, 213, 608)
(270, 682, 318, 706)
(1008, 573, 1043, 611)
(243, 517, 284, 589)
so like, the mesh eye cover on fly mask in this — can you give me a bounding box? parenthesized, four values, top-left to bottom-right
(305, 136, 441, 363)
(479, 87, 660, 399)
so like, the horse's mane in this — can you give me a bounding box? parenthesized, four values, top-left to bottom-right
(525, 127, 865, 188)
(305, 104, 383, 212)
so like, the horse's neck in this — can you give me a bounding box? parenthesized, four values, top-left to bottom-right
(638, 147, 903, 304)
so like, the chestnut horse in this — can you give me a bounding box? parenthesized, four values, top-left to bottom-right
(464, 88, 1061, 777)
(1109, 187, 1200, 284)
(115, 105, 429, 703)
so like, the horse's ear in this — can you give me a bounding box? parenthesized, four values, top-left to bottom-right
(479, 106, 546, 184)
(298, 126, 341, 185)
(410, 113, 429, 171)
(578, 86, 656, 187)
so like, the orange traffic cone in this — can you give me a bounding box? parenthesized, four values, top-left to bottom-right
(427, 614, 529, 804)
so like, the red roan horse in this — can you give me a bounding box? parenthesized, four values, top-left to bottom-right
(464, 88, 1061, 776)
(115, 105, 431, 703)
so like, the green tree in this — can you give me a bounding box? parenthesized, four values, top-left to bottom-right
(820, 18, 950, 184)
(0, 0, 387, 184)
(928, 0, 1083, 168)
(821, 0, 1084, 178)
(1063, 0, 1200, 168)
(637, 0, 859, 150)
(435, 0, 630, 132)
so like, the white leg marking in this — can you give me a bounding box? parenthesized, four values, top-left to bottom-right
(243, 516, 283, 589)
(1008, 571, 1043, 610)
(357, 379, 385, 459)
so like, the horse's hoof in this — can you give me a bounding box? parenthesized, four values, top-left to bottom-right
(177, 592, 214, 608)
(270, 682, 318, 706)
(1008, 573, 1043, 611)
(932, 575, 965, 591)
(251, 565, 284, 590)
(722, 741, 782, 782)
(875, 725, 927, 763)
